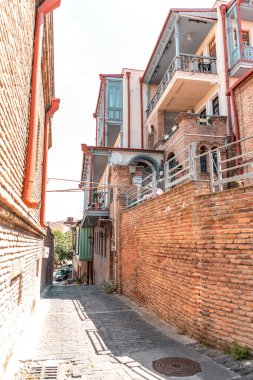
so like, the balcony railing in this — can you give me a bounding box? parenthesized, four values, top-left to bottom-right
(231, 46, 253, 66)
(126, 135, 253, 208)
(146, 54, 217, 117)
(244, 46, 253, 61)
(90, 188, 110, 210)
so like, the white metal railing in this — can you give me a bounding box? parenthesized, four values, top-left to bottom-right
(209, 135, 253, 192)
(125, 136, 253, 208)
(146, 54, 217, 117)
(126, 172, 157, 208)
(164, 143, 197, 190)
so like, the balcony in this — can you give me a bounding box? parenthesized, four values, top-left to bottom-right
(146, 112, 227, 153)
(230, 46, 253, 77)
(146, 54, 217, 118)
(81, 186, 110, 227)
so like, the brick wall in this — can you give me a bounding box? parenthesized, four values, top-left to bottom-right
(120, 181, 253, 349)
(160, 113, 227, 159)
(0, 0, 55, 375)
(234, 73, 253, 158)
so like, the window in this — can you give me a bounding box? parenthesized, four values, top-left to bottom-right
(200, 146, 207, 173)
(209, 37, 216, 57)
(234, 30, 249, 47)
(212, 96, 219, 115)
(107, 80, 122, 121)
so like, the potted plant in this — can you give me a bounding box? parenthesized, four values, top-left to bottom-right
(92, 190, 100, 209)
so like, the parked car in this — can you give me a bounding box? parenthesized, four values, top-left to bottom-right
(55, 269, 68, 281)
(63, 264, 72, 273)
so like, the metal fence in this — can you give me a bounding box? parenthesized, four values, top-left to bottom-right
(126, 135, 253, 208)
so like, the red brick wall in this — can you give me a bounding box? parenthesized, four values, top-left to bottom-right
(120, 181, 253, 349)
(0, 0, 55, 375)
(234, 73, 253, 159)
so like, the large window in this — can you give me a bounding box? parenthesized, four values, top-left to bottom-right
(107, 79, 122, 121)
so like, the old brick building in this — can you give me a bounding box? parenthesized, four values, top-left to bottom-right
(0, 0, 60, 376)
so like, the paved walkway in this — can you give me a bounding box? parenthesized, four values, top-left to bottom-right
(13, 285, 240, 380)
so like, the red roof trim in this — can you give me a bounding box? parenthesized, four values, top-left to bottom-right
(142, 8, 217, 82)
(100, 74, 124, 78)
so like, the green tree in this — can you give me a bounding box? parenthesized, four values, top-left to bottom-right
(53, 230, 72, 262)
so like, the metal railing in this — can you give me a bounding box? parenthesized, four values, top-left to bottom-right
(146, 54, 217, 117)
(209, 136, 253, 192)
(231, 46, 253, 66)
(125, 136, 253, 208)
(126, 172, 157, 208)
(164, 144, 197, 190)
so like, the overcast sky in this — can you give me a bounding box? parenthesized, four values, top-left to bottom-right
(46, 0, 214, 222)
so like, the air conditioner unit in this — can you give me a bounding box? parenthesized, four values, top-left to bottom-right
(197, 117, 210, 125)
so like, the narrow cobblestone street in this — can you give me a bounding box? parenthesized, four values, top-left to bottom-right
(13, 285, 241, 380)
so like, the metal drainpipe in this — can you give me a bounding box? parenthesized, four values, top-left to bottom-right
(40, 98, 60, 227)
(230, 89, 242, 160)
(22, 0, 61, 208)
(220, 5, 234, 141)
(103, 78, 106, 147)
(126, 72, 131, 148)
(93, 113, 98, 146)
(139, 77, 144, 149)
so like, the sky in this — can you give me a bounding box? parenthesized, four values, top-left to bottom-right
(46, 0, 214, 222)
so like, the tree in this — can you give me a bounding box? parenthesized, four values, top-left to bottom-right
(53, 230, 72, 262)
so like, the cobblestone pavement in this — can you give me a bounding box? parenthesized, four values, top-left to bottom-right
(13, 285, 252, 380)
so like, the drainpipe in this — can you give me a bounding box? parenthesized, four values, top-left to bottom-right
(220, 5, 234, 141)
(22, 0, 61, 208)
(139, 77, 144, 149)
(126, 72, 131, 148)
(82, 145, 93, 205)
(40, 98, 60, 227)
(230, 89, 241, 157)
(103, 78, 106, 147)
(93, 113, 98, 146)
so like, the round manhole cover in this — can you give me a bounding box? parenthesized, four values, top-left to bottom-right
(152, 357, 201, 377)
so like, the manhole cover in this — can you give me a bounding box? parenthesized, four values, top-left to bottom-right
(152, 357, 201, 377)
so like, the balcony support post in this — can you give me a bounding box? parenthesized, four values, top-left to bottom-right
(175, 15, 181, 70)
(192, 57, 199, 72)
(210, 59, 217, 74)
(234, 4, 242, 60)
(227, 12, 234, 66)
